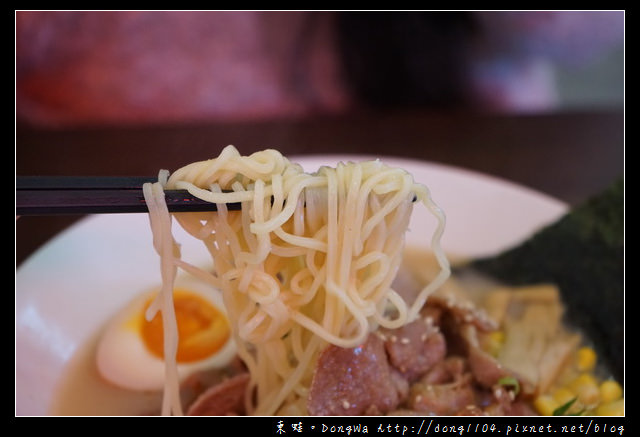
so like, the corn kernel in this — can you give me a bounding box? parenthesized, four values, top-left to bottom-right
(553, 387, 576, 405)
(568, 373, 600, 405)
(599, 380, 623, 403)
(569, 373, 598, 390)
(576, 347, 597, 371)
(595, 399, 624, 416)
(534, 395, 558, 416)
(489, 331, 505, 344)
(485, 331, 505, 356)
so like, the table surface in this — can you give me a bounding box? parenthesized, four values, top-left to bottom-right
(16, 108, 624, 267)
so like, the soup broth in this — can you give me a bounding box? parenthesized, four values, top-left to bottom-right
(51, 248, 622, 416)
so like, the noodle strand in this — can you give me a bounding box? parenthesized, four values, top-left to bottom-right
(143, 146, 450, 415)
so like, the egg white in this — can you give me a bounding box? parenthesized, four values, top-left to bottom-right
(95, 275, 236, 392)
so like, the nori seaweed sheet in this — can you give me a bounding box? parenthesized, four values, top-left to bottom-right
(472, 177, 624, 383)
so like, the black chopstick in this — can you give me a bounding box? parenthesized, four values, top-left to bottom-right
(16, 176, 238, 216)
(16, 176, 157, 190)
(16, 176, 419, 216)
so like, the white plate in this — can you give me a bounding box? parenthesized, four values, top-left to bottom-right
(15, 156, 567, 416)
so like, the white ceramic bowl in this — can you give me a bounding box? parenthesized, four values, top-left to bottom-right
(16, 156, 567, 415)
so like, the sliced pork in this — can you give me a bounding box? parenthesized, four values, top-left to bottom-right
(380, 318, 446, 382)
(307, 334, 405, 415)
(186, 373, 250, 416)
(183, 296, 539, 416)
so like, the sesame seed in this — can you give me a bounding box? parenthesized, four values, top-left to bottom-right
(415, 395, 423, 403)
(342, 399, 350, 409)
(420, 333, 428, 341)
(400, 337, 410, 345)
(390, 335, 397, 342)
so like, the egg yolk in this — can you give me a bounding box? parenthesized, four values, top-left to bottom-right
(141, 289, 230, 363)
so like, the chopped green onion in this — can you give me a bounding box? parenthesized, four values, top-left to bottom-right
(497, 376, 520, 396)
(553, 397, 583, 416)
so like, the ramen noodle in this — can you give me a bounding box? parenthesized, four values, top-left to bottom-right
(142, 146, 450, 415)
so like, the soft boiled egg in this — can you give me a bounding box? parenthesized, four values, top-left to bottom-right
(96, 275, 236, 391)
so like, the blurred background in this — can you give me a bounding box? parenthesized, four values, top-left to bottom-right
(16, 10, 624, 126)
(15, 10, 625, 265)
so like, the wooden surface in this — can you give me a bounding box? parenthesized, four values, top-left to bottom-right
(16, 108, 624, 266)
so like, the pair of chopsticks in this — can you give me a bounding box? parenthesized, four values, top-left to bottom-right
(16, 176, 419, 216)
(16, 176, 238, 216)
